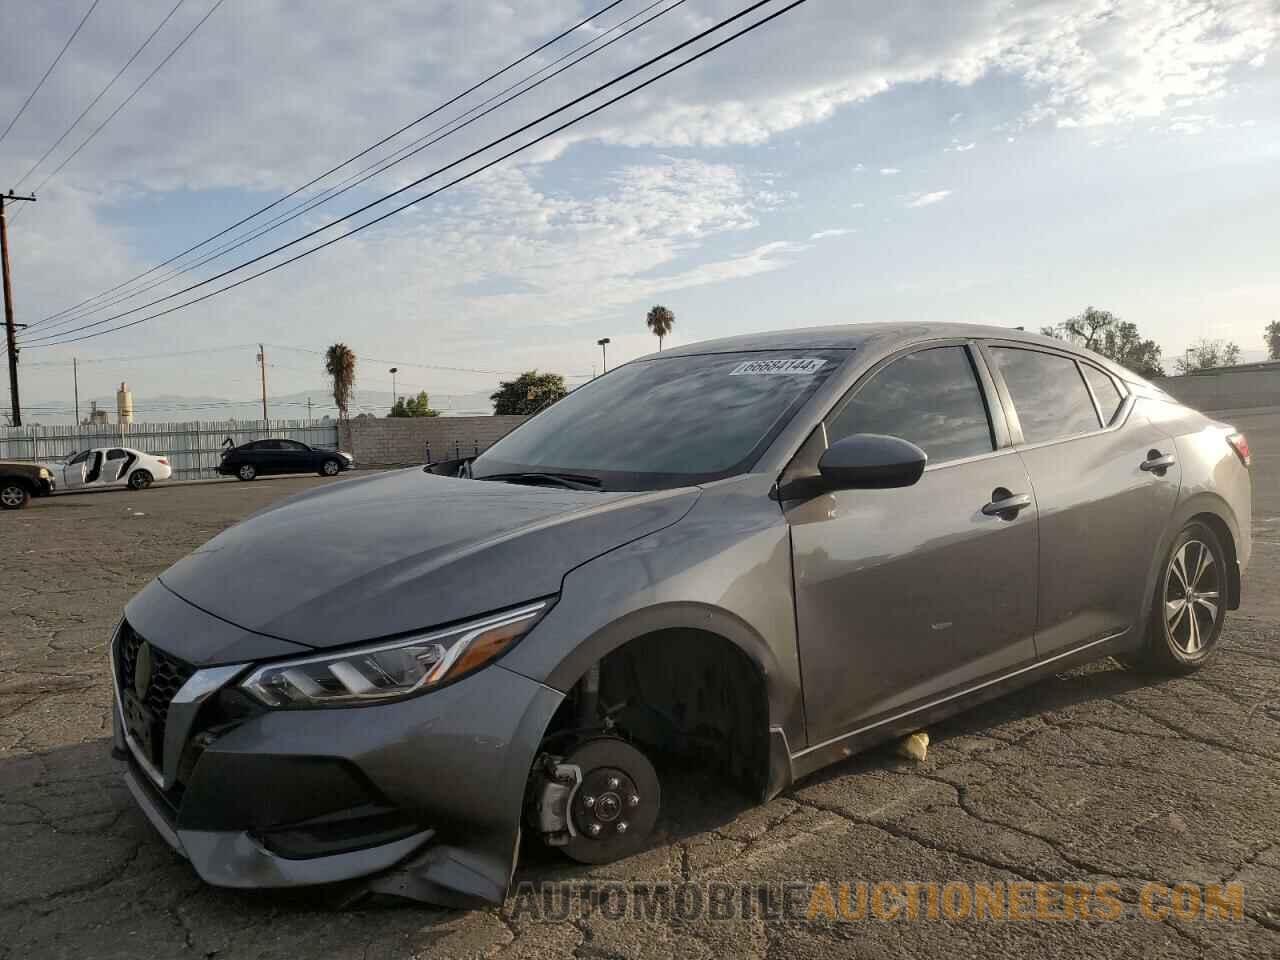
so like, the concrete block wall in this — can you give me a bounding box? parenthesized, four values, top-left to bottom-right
(1154, 367, 1280, 412)
(339, 416, 528, 468)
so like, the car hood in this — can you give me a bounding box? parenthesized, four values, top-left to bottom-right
(158, 469, 699, 648)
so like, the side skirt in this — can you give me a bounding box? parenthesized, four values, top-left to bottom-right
(788, 629, 1129, 781)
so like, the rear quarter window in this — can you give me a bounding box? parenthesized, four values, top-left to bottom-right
(1081, 364, 1125, 424)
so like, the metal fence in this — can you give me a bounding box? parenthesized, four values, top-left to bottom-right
(0, 419, 340, 481)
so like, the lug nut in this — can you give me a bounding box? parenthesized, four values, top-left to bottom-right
(616, 821, 628, 834)
(588, 823, 602, 836)
(607, 777, 620, 790)
(628, 794, 640, 807)
(583, 795, 596, 809)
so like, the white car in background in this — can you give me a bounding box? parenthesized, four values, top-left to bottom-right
(53, 447, 173, 491)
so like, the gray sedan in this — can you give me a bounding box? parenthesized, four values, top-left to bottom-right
(110, 322, 1252, 907)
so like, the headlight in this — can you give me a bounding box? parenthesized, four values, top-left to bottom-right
(39, 467, 50, 478)
(240, 600, 550, 708)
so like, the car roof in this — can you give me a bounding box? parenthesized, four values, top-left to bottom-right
(645, 321, 1150, 386)
(653, 321, 1061, 356)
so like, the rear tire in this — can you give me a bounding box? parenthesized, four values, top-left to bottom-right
(320, 459, 341, 477)
(237, 464, 257, 481)
(0, 481, 31, 510)
(1127, 521, 1227, 675)
(128, 470, 152, 490)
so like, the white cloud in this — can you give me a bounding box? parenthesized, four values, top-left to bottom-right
(880, 167, 901, 175)
(904, 190, 952, 208)
(850, 201, 866, 209)
(945, 141, 977, 152)
(810, 228, 855, 240)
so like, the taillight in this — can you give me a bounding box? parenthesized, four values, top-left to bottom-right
(157, 458, 169, 465)
(1226, 432, 1250, 467)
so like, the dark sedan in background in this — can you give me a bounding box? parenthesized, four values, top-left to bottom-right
(218, 439, 354, 481)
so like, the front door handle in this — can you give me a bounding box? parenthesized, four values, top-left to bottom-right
(1140, 452, 1176, 473)
(982, 491, 1032, 518)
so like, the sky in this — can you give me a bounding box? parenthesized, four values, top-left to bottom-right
(1, 0, 1278, 423)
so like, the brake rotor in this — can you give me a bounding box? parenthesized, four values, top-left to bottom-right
(561, 738, 660, 865)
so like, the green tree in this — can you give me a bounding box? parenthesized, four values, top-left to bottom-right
(1041, 306, 1165, 378)
(389, 391, 439, 417)
(1175, 339, 1242, 375)
(1265, 321, 1280, 360)
(646, 304, 675, 351)
(324, 343, 357, 420)
(490, 371, 567, 415)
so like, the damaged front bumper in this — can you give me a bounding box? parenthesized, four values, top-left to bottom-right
(110, 610, 563, 907)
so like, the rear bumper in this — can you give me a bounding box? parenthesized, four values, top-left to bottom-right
(37, 477, 55, 495)
(111, 626, 562, 905)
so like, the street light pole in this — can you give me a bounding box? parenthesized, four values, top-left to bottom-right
(597, 337, 611, 374)
(389, 367, 398, 409)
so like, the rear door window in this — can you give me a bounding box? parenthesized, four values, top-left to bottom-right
(106, 449, 127, 460)
(988, 347, 1101, 443)
(1081, 364, 1125, 425)
(828, 346, 995, 464)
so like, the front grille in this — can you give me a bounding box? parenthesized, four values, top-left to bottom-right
(115, 621, 196, 770)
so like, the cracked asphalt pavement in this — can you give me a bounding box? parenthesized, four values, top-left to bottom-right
(3, 412, 1279, 959)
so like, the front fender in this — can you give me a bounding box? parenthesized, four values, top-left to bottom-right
(501, 476, 806, 754)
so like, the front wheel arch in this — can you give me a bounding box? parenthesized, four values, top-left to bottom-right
(542, 626, 778, 803)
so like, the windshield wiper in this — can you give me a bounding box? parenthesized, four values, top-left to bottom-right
(475, 471, 603, 491)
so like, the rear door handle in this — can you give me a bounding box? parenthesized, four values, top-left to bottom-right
(1140, 452, 1175, 473)
(982, 492, 1032, 517)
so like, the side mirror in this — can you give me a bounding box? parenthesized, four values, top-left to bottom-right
(817, 433, 927, 490)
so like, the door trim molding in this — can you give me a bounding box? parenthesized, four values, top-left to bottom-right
(791, 628, 1128, 761)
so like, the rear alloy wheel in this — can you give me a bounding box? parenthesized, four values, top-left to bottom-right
(560, 738, 660, 865)
(237, 464, 257, 481)
(128, 470, 152, 490)
(0, 482, 31, 510)
(1131, 521, 1227, 674)
(320, 459, 341, 477)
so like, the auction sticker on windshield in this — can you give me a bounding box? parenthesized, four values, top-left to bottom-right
(729, 358, 827, 375)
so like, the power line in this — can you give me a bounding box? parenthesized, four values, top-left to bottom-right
(12, 0, 189, 192)
(29, 0, 687, 335)
(26, 0, 631, 329)
(10, 0, 228, 220)
(0, 0, 103, 149)
(22, 0, 805, 349)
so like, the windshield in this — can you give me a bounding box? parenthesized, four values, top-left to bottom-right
(472, 350, 847, 490)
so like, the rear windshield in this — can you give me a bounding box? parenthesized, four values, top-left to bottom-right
(472, 350, 847, 490)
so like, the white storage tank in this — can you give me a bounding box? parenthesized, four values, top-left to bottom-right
(116, 382, 134, 424)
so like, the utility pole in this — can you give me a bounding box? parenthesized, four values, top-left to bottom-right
(389, 367, 398, 410)
(306, 396, 313, 421)
(597, 337, 611, 374)
(2, 191, 37, 427)
(256, 343, 268, 421)
(73, 357, 79, 424)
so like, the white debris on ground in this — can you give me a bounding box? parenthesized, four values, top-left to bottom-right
(896, 731, 929, 762)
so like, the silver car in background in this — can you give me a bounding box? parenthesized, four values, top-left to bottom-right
(111, 322, 1251, 906)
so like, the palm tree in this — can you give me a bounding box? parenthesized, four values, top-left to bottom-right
(324, 343, 357, 420)
(646, 304, 675, 351)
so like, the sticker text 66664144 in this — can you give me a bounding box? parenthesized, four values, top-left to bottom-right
(729, 358, 827, 376)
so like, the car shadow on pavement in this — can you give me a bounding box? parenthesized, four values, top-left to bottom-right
(774, 656, 1159, 792)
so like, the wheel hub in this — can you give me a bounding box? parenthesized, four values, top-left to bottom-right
(574, 768, 639, 836)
